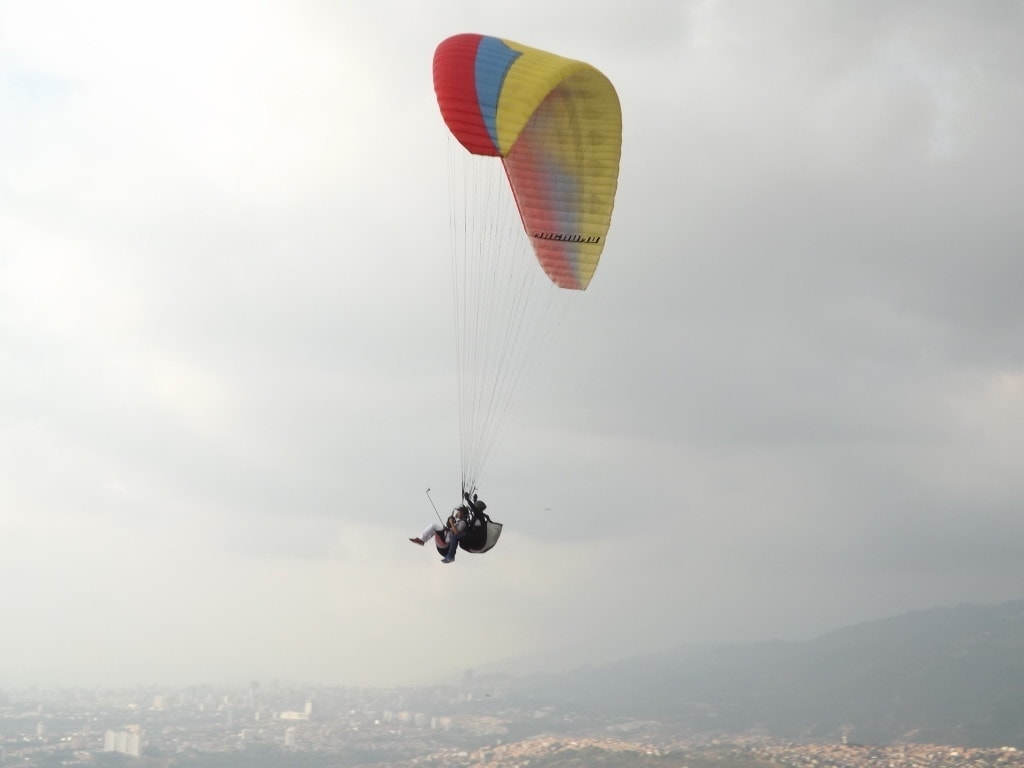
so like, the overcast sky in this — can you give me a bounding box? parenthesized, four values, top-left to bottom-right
(2, 0, 1023, 689)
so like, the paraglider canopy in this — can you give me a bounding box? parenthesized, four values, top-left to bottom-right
(434, 32, 622, 291)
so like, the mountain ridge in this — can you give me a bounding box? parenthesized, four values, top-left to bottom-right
(477, 600, 1024, 747)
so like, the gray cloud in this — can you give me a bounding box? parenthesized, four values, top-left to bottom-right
(1, 0, 1022, 687)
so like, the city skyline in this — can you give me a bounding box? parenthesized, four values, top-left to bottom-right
(3, 678, 1024, 766)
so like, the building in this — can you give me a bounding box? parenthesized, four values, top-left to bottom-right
(103, 726, 143, 757)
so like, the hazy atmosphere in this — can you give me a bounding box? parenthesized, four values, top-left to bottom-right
(2, 0, 1022, 689)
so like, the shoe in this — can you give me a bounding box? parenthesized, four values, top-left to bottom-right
(441, 557, 453, 563)
(409, 538, 425, 546)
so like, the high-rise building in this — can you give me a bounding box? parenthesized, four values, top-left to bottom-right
(103, 726, 143, 757)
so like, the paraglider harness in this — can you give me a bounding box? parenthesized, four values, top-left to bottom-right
(434, 493, 502, 555)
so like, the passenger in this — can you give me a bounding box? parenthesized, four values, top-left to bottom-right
(409, 506, 470, 563)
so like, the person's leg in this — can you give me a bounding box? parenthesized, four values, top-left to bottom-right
(412, 522, 444, 545)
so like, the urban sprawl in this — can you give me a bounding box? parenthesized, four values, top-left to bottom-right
(1, 682, 1021, 768)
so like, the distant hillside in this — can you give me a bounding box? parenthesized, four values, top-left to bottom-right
(493, 601, 1024, 747)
